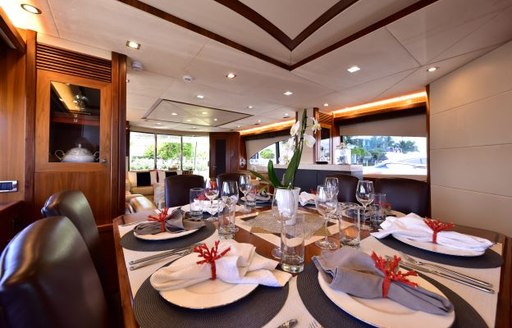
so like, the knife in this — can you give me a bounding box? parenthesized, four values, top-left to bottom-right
(397, 260, 495, 294)
(276, 319, 298, 328)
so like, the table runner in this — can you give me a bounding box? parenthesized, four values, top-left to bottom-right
(297, 263, 486, 328)
(134, 276, 289, 328)
(120, 221, 216, 251)
(377, 236, 503, 268)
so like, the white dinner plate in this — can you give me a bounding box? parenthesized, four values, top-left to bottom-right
(318, 272, 455, 328)
(133, 224, 198, 241)
(393, 234, 485, 257)
(180, 203, 243, 213)
(158, 253, 258, 309)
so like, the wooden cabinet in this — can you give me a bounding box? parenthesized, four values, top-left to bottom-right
(34, 70, 114, 224)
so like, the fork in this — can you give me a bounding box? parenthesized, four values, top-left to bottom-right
(308, 320, 323, 328)
(129, 248, 193, 270)
(399, 252, 493, 288)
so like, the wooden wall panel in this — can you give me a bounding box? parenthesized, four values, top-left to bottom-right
(0, 35, 26, 203)
(34, 171, 112, 224)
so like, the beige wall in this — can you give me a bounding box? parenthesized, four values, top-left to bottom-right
(429, 41, 512, 237)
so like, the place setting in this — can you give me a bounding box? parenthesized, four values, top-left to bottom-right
(297, 247, 487, 328)
(133, 239, 292, 328)
(371, 213, 503, 269)
(120, 207, 216, 252)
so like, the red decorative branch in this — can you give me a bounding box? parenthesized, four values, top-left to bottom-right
(148, 207, 170, 232)
(194, 241, 231, 280)
(424, 218, 455, 243)
(371, 252, 418, 297)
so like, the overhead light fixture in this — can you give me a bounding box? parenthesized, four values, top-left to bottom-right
(284, 91, 293, 96)
(247, 105, 254, 109)
(427, 66, 438, 72)
(21, 3, 41, 14)
(283, 113, 289, 117)
(126, 40, 141, 49)
(196, 95, 205, 99)
(226, 72, 237, 79)
(347, 66, 360, 73)
(237, 125, 241, 128)
(186, 119, 192, 122)
(323, 103, 329, 107)
(213, 118, 218, 121)
(202, 111, 207, 115)
(171, 112, 178, 116)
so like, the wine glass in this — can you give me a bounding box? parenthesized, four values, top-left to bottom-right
(315, 185, 338, 250)
(324, 177, 339, 201)
(271, 188, 298, 259)
(204, 179, 219, 221)
(239, 174, 253, 212)
(355, 180, 375, 231)
(221, 180, 239, 233)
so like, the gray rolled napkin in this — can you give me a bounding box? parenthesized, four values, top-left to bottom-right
(134, 209, 205, 235)
(312, 247, 453, 315)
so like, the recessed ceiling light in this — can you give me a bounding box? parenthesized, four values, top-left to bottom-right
(427, 66, 438, 72)
(237, 125, 241, 128)
(21, 4, 41, 14)
(247, 105, 254, 109)
(126, 40, 141, 50)
(226, 72, 237, 79)
(347, 66, 360, 73)
(323, 103, 329, 107)
(186, 119, 191, 122)
(196, 95, 204, 99)
(213, 118, 218, 121)
(201, 111, 208, 115)
(171, 112, 178, 116)
(284, 91, 293, 96)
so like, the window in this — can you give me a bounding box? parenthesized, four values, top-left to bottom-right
(129, 131, 209, 179)
(342, 136, 427, 176)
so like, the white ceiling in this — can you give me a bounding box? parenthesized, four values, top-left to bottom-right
(3, 0, 512, 133)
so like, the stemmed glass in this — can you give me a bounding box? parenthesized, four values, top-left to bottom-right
(355, 180, 375, 230)
(271, 188, 297, 259)
(315, 185, 338, 250)
(239, 174, 253, 212)
(204, 179, 219, 221)
(324, 177, 339, 201)
(221, 180, 239, 233)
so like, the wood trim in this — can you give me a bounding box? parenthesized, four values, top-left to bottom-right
(290, 0, 440, 69)
(214, 0, 358, 50)
(36, 44, 111, 82)
(0, 6, 26, 52)
(117, 0, 288, 69)
(425, 84, 431, 216)
(119, 0, 438, 70)
(24, 30, 37, 210)
(111, 52, 127, 219)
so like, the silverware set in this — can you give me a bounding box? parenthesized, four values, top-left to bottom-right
(391, 253, 495, 294)
(129, 244, 199, 271)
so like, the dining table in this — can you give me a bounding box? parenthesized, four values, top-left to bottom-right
(113, 206, 511, 328)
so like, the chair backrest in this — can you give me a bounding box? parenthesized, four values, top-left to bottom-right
(326, 174, 360, 203)
(216, 172, 245, 198)
(373, 177, 429, 217)
(41, 190, 106, 290)
(0, 216, 109, 328)
(164, 174, 205, 207)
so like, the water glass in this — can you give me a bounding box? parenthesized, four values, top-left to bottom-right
(239, 174, 253, 212)
(245, 187, 257, 209)
(339, 206, 360, 247)
(281, 214, 305, 273)
(371, 193, 387, 228)
(189, 187, 204, 220)
(218, 203, 235, 239)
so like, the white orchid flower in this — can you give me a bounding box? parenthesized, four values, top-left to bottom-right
(311, 118, 321, 133)
(290, 120, 300, 136)
(304, 133, 316, 148)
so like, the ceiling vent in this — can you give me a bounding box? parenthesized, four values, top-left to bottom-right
(182, 75, 193, 83)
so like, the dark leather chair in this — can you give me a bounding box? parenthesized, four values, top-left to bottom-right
(216, 172, 245, 198)
(164, 174, 205, 207)
(0, 216, 109, 328)
(373, 177, 429, 217)
(326, 174, 360, 203)
(41, 190, 107, 292)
